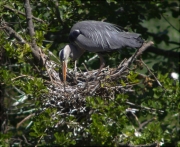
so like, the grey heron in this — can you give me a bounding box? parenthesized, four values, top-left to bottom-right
(59, 20, 144, 82)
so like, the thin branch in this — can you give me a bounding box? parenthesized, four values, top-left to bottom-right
(4, 5, 45, 23)
(16, 113, 35, 129)
(22, 135, 32, 146)
(35, 128, 48, 147)
(138, 117, 156, 131)
(2, 25, 26, 44)
(161, 13, 179, 32)
(82, 63, 89, 72)
(131, 112, 141, 128)
(140, 59, 162, 87)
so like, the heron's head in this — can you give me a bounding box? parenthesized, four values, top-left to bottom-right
(59, 45, 70, 82)
(59, 45, 72, 83)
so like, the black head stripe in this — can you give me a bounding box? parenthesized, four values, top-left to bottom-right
(59, 49, 64, 61)
(69, 30, 80, 42)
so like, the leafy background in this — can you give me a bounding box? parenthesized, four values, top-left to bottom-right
(0, 0, 179, 146)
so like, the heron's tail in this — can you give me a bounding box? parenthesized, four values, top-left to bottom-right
(120, 32, 144, 48)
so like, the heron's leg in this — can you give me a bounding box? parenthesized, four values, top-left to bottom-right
(74, 60, 77, 72)
(94, 53, 105, 80)
(73, 60, 77, 81)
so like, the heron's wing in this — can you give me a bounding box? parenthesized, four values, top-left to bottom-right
(70, 21, 143, 52)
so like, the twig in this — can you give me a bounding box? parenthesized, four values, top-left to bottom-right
(131, 112, 141, 128)
(138, 117, 156, 131)
(86, 54, 98, 63)
(11, 75, 34, 81)
(16, 113, 35, 129)
(161, 13, 179, 32)
(35, 128, 48, 147)
(22, 135, 32, 146)
(140, 59, 162, 87)
(82, 63, 89, 72)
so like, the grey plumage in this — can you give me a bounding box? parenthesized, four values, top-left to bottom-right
(70, 21, 143, 51)
(59, 20, 144, 82)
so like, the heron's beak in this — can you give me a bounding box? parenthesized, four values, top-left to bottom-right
(62, 60, 67, 83)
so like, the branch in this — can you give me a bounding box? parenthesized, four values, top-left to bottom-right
(138, 117, 156, 132)
(168, 41, 180, 46)
(146, 46, 180, 58)
(4, 5, 45, 23)
(52, 0, 64, 24)
(2, 25, 26, 44)
(24, 0, 43, 65)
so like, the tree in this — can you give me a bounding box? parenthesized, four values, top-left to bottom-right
(0, 0, 179, 146)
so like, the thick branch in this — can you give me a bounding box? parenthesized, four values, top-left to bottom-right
(146, 46, 180, 58)
(24, 0, 43, 65)
(24, 0, 35, 38)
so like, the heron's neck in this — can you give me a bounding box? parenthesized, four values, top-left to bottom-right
(69, 44, 85, 61)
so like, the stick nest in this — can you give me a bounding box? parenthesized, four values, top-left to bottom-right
(42, 42, 154, 115)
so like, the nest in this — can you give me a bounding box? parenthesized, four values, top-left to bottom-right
(42, 42, 154, 116)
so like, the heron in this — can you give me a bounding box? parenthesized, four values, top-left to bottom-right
(59, 20, 144, 82)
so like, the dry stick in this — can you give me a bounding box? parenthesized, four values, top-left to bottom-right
(82, 63, 89, 72)
(4, 5, 45, 23)
(11, 75, 34, 81)
(111, 41, 154, 78)
(130, 112, 141, 129)
(16, 113, 35, 129)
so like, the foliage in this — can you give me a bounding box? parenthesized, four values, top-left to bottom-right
(0, 0, 179, 147)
